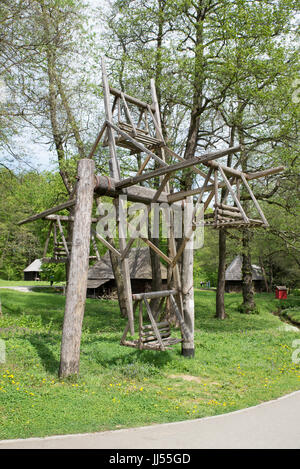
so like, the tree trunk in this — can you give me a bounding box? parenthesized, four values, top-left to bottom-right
(241, 228, 256, 313)
(216, 228, 227, 319)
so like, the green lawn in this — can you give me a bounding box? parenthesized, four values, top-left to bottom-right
(0, 288, 299, 440)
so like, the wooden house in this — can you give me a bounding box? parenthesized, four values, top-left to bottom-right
(87, 247, 168, 298)
(225, 255, 265, 293)
(23, 259, 42, 281)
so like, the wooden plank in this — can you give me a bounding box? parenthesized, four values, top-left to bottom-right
(116, 145, 241, 189)
(56, 216, 69, 257)
(140, 237, 173, 265)
(18, 199, 76, 226)
(163, 146, 214, 182)
(240, 173, 269, 226)
(107, 121, 167, 168)
(87, 122, 107, 159)
(43, 222, 53, 258)
(101, 58, 120, 179)
(132, 289, 177, 301)
(143, 297, 165, 351)
(109, 86, 156, 112)
(169, 294, 192, 343)
(218, 166, 249, 223)
(121, 92, 137, 135)
(92, 229, 122, 258)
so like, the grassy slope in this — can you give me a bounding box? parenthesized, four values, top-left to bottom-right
(0, 288, 299, 440)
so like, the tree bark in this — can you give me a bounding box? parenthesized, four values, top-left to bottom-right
(216, 228, 227, 319)
(241, 228, 256, 313)
(59, 159, 95, 378)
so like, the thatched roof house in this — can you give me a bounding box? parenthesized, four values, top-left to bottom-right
(225, 255, 265, 293)
(23, 259, 42, 281)
(87, 247, 168, 297)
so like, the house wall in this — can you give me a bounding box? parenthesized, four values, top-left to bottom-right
(225, 280, 265, 293)
(24, 271, 41, 281)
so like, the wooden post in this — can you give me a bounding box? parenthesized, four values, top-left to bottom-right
(181, 196, 195, 357)
(59, 159, 95, 378)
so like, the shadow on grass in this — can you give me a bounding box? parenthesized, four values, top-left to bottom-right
(29, 334, 60, 374)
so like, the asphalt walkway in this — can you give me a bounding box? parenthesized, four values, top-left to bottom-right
(0, 390, 300, 449)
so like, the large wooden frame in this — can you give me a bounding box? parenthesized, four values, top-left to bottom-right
(17, 58, 284, 375)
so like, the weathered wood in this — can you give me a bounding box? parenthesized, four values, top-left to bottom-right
(43, 222, 53, 258)
(116, 145, 241, 189)
(121, 92, 137, 135)
(180, 196, 195, 357)
(56, 216, 69, 257)
(132, 289, 177, 301)
(18, 199, 76, 226)
(92, 229, 121, 258)
(94, 174, 169, 205)
(218, 166, 249, 224)
(163, 146, 215, 182)
(240, 173, 269, 226)
(246, 166, 285, 180)
(59, 159, 95, 378)
(101, 59, 120, 179)
(87, 122, 107, 159)
(216, 209, 243, 219)
(140, 237, 173, 265)
(214, 203, 240, 212)
(110, 86, 156, 112)
(107, 121, 167, 168)
(143, 297, 165, 351)
(142, 321, 169, 331)
(169, 294, 192, 343)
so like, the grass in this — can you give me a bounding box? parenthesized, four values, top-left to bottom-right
(0, 288, 300, 440)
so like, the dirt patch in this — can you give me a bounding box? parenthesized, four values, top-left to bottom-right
(168, 374, 219, 385)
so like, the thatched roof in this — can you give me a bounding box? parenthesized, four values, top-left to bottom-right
(225, 255, 263, 281)
(87, 247, 168, 289)
(24, 259, 43, 272)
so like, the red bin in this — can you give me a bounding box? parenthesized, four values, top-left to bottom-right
(275, 286, 288, 299)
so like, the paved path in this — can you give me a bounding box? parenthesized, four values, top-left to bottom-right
(1, 390, 300, 449)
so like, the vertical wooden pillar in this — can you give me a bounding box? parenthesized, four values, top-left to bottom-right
(59, 158, 95, 378)
(181, 196, 195, 357)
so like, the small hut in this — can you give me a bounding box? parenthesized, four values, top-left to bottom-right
(225, 255, 265, 293)
(23, 259, 43, 281)
(87, 247, 168, 298)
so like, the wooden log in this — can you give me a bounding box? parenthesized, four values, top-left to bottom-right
(214, 203, 240, 212)
(180, 196, 195, 357)
(216, 209, 243, 219)
(18, 199, 76, 226)
(107, 121, 167, 167)
(143, 297, 165, 351)
(116, 145, 241, 189)
(121, 92, 137, 135)
(246, 166, 285, 180)
(109, 86, 156, 112)
(101, 58, 120, 179)
(163, 146, 214, 182)
(169, 294, 192, 343)
(92, 229, 121, 258)
(132, 289, 177, 301)
(240, 173, 269, 226)
(59, 159, 95, 378)
(94, 174, 169, 205)
(218, 166, 249, 223)
(140, 237, 173, 265)
(142, 321, 169, 331)
(87, 122, 107, 159)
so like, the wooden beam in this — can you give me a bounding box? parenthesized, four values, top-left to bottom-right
(240, 173, 269, 226)
(107, 120, 167, 168)
(18, 199, 76, 226)
(59, 159, 95, 378)
(132, 289, 177, 301)
(92, 229, 122, 258)
(116, 145, 241, 189)
(109, 86, 156, 112)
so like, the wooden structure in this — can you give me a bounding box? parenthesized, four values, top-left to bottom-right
(87, 247, 167, 297)
(17, 58, 284, 376)
(23, 259, 42, 281)
(225, 256, 265, 293)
